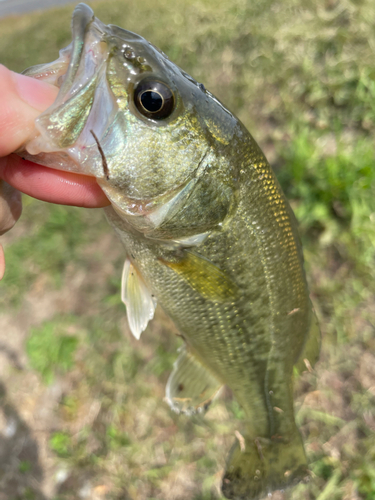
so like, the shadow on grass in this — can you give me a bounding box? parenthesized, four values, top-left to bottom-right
(0, 353, 46, 500)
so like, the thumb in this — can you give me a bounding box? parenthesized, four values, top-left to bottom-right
(0, 64, 58, 157)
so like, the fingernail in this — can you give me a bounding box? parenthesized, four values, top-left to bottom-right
(10, 70, 58, 110)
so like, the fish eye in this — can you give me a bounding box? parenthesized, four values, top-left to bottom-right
(134, 79, 174, 120)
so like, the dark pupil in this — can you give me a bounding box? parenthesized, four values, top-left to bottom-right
(140, 90, 163, 113)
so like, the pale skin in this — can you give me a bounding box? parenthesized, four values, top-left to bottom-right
(0, 65, 110, 279)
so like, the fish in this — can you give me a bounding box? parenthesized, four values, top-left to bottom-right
(19, 3, 321, 499)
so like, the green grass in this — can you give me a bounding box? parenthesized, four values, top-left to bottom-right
(0, 0, 375, 499)
(26, 317, 80, 384)
(0, 203, 96, 306)
(49, 431, 73, 459)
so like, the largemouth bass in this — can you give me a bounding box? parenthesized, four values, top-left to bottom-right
(20, 4, 320, 499)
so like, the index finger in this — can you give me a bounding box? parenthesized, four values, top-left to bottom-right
(0, 155, 110, 208)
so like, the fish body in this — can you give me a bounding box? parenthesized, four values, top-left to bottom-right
(21, 4, 320, 499)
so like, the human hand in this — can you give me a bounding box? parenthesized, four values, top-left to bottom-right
(0, 64, 110, 279)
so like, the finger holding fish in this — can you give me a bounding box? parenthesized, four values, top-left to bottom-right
(0, 65, 108, 206)
(0, 65, 110, 278)
(0, 155, 109, 208)
(0, 65, 56, 279)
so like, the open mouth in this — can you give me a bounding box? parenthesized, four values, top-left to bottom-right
(54, 3, 108, 108)
(60, 3, 96, 97)
(20, 3, 168, 196)
(21, 4, 117, 178)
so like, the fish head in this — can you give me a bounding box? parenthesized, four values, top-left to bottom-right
(22, 3, 241, 236)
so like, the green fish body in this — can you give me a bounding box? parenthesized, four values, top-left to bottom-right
(21, 4, 320, 498)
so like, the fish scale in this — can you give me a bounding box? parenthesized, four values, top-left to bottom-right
(20, 3, 321, 498)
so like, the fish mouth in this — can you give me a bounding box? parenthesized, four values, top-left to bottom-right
(22, 4, 118, 178)
(21, 4, 158, 186)
(58, 3, 96, 98)
(55, 3, 108, 107)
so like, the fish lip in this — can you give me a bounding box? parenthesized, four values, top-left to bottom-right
(56, 3, 96, 98)
(72, 3, 95, 38)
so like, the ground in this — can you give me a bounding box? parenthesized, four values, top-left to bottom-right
(0, 1, 375, 499)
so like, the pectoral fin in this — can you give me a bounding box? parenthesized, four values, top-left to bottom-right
(121, 258, 157, 340)
(166, 346, 223, 415)
(161, 251, 239, 302)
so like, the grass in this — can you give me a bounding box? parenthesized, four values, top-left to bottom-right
(0, 0, 375, 499)
(26, 317, 80, 384)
